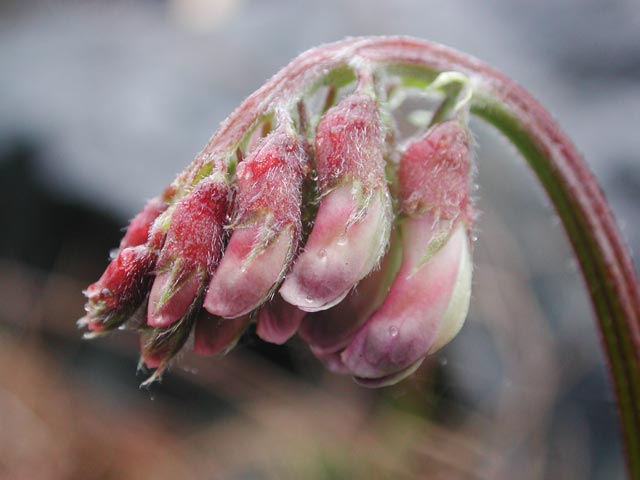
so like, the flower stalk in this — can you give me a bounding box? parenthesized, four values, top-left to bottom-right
(79, 37, 640, 476)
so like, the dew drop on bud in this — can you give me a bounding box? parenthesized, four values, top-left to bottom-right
(389, 325, 399, 337)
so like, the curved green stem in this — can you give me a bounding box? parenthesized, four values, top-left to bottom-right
(194, 36, 640, 477)
(471, 93, 640, 475)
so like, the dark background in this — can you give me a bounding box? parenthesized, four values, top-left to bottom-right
(1, 1, 639, 478)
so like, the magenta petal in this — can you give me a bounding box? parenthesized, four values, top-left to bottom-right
(299, 234, 400, 353)
(352, 358, 424, 388)
(256, 294, 306, 345)
(205, 128, 306, 318)
(298, 302, 362, 355)
(193, 311, 250, 356)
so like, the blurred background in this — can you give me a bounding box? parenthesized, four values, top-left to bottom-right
(1, 0, 639, 478)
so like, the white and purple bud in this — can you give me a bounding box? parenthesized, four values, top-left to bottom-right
(341, 120, 474, 385)
(280, 92, 392, 312)
(194, 310, 251, 356)
(79, 193, 171, 335)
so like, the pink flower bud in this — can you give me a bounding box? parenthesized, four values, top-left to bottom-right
(299, 232, 401, 354)
(398, 120, 474, 222)
(147, 175, 229, 328)
(119, 196, 167, 250)
(256, 293, 306, 345)
(80, 245, 156, 334)
(280, 93, 392, 312)
(352, 358, 424, 388)
(194, 310, 251, 356)
(340, 121, 474, 383)
(341, 221, 472, 380)
(204, 130, 308, 318)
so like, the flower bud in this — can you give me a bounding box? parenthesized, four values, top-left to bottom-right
(194, 310, 251, 355)
(139, 309, 196, 384)
(119, 196, 167, 250)
(80, 245, 156, 334)
(79, 192, 170, 335)
(299, 232, 401, 355)
(204, 129, 308, 318)
(340, 121, 474, 383)
(256, 293, 306, 345)
(147, 175, 229, 328)
(280, 92, 392, 312)
(341, 222, 472, 380)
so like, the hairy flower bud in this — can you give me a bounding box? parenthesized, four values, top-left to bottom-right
(204, 129, 308, 318)
(80, 245, 156, 334)
(147, 174, 229, 328)
(299, 232, 401, 355)
(119, 196, 167, 249)
(280, 92, 392, 312)
(256, 294, 306, 345)
(194, 311, 251, 356)
(341, 121, 474, 385)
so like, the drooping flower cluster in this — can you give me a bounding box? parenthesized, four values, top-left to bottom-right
(80, 51, 475, 387)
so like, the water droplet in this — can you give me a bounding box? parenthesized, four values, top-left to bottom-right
(318, 248, 327, 259)
(336, 236, 347, 246)
(389, 325, 398, 337)
(305, 294, 314, 303)
(101, 288, 112, 296)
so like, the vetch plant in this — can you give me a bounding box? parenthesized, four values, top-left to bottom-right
(78, 37, 640, 477)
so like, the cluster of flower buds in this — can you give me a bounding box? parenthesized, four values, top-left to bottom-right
(80, 61, 475, 387)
